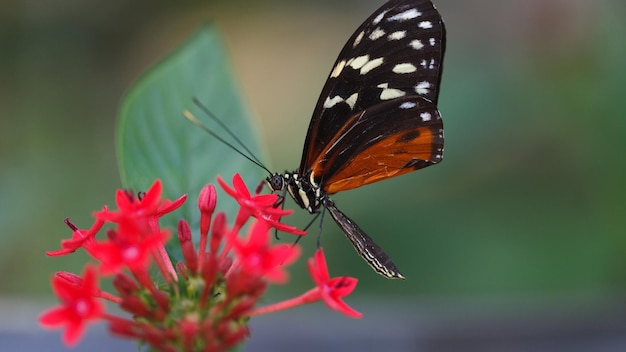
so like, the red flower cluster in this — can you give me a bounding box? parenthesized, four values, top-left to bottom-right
(40, 174, 361, 351)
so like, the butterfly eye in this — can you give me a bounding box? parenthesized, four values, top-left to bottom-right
(267, 173, 285, 192)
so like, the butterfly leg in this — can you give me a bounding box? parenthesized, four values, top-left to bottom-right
(270, 187, 290, 240)
(316, 207, 326, 248)
(292, 212, 321, 246)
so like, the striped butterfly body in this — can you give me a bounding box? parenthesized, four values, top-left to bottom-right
(267, 0, 446, 279)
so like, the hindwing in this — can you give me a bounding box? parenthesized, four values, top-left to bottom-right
(307, 96, 443, 193)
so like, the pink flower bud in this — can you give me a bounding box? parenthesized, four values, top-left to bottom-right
(198, 184, 217, 215)
(177, 220, 198, 273)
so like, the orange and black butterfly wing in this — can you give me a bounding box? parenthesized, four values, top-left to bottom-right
(298, 0, 446, 175)
(311, 96, 443, 194)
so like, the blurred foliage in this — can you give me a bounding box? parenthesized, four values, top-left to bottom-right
(1, 0, 625, 305)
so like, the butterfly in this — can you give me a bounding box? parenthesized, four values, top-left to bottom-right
(265, 0, 446, 279)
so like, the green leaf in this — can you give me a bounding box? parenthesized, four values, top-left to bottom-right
(117, 23, 266, 255)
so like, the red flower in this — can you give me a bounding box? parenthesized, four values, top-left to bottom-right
(97, 181, 161, 223)
(46, 215, 105, 257)
(230, 220, 301, 284)
(307, 249, 362, 318)
(95, 179, 186, 231)
(39, 267, 104, 346)
(246, 248, 361, 318)
(91, 229, 170, 275)
(218, 174, 305, 235)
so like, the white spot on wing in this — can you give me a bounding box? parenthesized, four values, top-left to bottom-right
(345, 92, 359, 110)
(420, 59, 436, 69)
(380, 88, 406, 100)
(323, 96, 344, 109)
(369, 27, 385, 40)
(420, 112, 432, 121)
(429, 37, 436, 46)
(388, 31, 407, 40)
(410, 40, 424, 50)
(330, 60, 346, 78)
(360, 57, 384, 75)
(323, 93, 358, 110)
(415, 81, 431, 95)
(349, 55, 369, 70)
(388, 8, 422, 22)
(392, 63, 417, 74)
(400, 101, 417, 109)
(419, 21, 433, 29)
(373, 10, 387, 24)
(353, 31, 365, 48)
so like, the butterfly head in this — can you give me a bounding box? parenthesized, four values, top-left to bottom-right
(266, 173, 286, 193)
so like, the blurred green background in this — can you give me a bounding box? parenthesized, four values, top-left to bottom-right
(1, 0, 626, 349)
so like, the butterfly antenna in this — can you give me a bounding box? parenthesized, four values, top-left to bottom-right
(183, 110, 272, 174)
(192, 97, 266, 167)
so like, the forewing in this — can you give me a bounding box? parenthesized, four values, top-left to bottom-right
(299, 0, 446, 172)
(310, 96, 443, 194)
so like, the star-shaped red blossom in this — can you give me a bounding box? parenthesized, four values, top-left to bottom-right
(246, 248, 362, 319)
(217, 174, 305, 235)
(308, 249, 362, 318)
(95, 179, 186, 229)
(91, 229, 170, 275)
(39, 266, 104, 346)
(231, 221, 301, 284)
(46, 215, 105, 257)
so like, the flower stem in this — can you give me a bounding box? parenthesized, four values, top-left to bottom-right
(247, 288, 320, 317)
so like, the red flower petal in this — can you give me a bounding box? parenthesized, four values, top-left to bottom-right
(157, 193, 187, 216)
(232, 173, 251, 198)
(140, 179, 163, 209)
(307, 249, 362, 318)
(231, 221, 301, 284)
